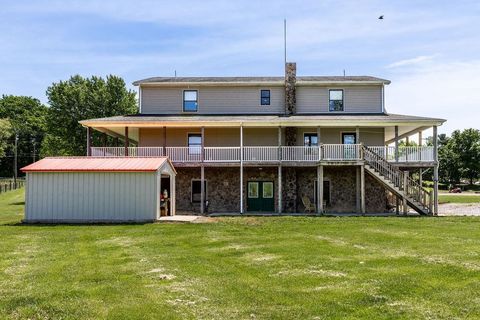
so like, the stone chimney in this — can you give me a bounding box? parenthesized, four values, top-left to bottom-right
(285, 62, 297, 115)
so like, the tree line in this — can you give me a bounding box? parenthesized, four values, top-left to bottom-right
(0, 75, 137, 177)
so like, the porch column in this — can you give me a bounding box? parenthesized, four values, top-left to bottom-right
(433, 125, 439, 215)
(356, 126, 360, 143)
(200, 165, 205, 214)
(419, 169, 423, 189)
(317, 165, 323, 214)
(278, 166, 282, 213)
(240, 125, 244, 214)
(403, 171, 409, 215)
(395, 197, 400, 215)
(86, 127, 92, 156)
(418, 130, 423, 161)
(163, 126, 167, 156)
(201, 127, 205, 163)
(356, 167, 360, 212)
(394, 125, 399, 162)
(124, 127, 129, 156)
(278, 127, 282, 213)
(360, 165, 365, 215)
(170, 174, 176, 216)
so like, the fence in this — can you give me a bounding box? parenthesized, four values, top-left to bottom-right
(0, 179, 25, 194)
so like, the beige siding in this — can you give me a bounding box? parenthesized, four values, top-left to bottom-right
(296, 85, 382, 113)
(141, 86, 284, 114)
(138, 126, 384, 147)
(25, 172, 158, 222)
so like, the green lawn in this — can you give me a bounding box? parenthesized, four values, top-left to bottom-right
(1, 189, 480, 319)
(438, 194, 480, 204)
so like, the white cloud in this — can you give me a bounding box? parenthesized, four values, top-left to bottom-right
(386, 55, 437, 69)
(386, 60, 480, 135)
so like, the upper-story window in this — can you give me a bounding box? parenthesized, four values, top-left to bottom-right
(183, 90, 198, 112)
(260, 90, 271, 105)
(329, 89, 344, 111)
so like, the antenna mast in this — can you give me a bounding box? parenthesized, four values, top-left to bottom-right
(284, 19, 287, 65)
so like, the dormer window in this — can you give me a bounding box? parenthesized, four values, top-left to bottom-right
(329, 89, 344, 111)
(260, 90, 271, 105)
(183, 90, 198, 112)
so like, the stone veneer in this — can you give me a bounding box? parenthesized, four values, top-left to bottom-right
(175, 166, 387, 214)
(285, 62, 297, 115)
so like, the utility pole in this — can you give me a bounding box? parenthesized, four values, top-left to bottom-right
(13, 134, 18, 187)
(32, 137, 36, 163)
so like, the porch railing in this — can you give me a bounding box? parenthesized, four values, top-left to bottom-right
(90, 145, 435, 163)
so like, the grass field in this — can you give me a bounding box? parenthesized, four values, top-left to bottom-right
(1, 189, 480, 319)
(438, 194, 480, 204)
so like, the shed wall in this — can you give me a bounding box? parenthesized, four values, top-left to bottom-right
(25, 171, 158, 222)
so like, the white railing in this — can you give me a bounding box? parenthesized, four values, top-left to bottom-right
(369, 146, 434, 162)
(204, 147, 241, 162)
(243, 147, 279, 162)
(323, 144, 361, 160)
(91, 147, 126, 157)
(89, 145, 435, 163)
(166, 147, 201, 162)
(281, 146, 319, 161)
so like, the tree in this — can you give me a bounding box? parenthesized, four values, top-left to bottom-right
(43, 75, 137, 156)
(0, 95, 48, 177)
(0, 119, 12, 158)
(449, 129, 480, 185)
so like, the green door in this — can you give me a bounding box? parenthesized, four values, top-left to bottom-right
(247, 181, 274, 212)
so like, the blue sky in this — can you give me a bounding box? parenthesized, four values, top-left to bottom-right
(1, 0, 479, 134)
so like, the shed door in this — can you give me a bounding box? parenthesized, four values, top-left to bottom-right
(247, 181, 274, 212)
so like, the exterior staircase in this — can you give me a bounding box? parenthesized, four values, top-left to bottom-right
(362, 145, 433, 215)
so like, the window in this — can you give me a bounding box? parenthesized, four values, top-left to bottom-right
(329, 89, 344, 111)
(248, 182, 259, 198)
(188, 133, 202, 155)
(183, 90, 198, 112)
(191, 180, 207, 203)
(263, 182, 274, 199)
(304, 133, 318, 147)
(260, 90, 271, 105)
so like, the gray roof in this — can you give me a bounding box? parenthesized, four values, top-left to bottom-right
(133, 76, 390, 86)
(81, 113, 445, 125)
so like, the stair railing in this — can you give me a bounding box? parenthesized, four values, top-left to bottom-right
(362, 145, 432, 213)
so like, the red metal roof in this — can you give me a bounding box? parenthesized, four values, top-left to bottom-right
(21, 157, 173, 173)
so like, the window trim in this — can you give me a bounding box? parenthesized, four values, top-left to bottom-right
(303, 132, 319, 147)
(328, 89, 344, 112)
(260, 89, 271, 106)
(191, 179, 208, 203)
(183, 89, 199, 112)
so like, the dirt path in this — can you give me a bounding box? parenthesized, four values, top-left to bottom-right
(438, 203, 480, 216)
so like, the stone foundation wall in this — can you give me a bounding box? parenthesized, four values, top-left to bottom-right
(175, 166, 387, 214)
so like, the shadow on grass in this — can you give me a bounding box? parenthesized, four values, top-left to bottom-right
(9, 201, 25, 206)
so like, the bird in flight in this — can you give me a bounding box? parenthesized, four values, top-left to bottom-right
(378, 15, 384, 19)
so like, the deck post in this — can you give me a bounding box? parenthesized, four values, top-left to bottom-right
(317, 127, 321, 160)
(360, 164, 365, 215)
(356, 166, 360, 212)
(433, 125, 439, 216)
(86, 127, 92, 156)
(418, 130, 423, 161)
(124, 127, 129, 156)
(394, 125, 399, 162)
(278, 166, 282, 213)
(419, 168, 423, 188)
(395, 197, 399, 215)
(200, 165, 205, 215)
(318, 165, 324, 214)
(240, 125, 244, 214)
(201, 127, 205, 163)
(163, 126, 167, 156)
(278, 127, 282, 213)
(356, 126, 360, 143)
(403, 170, 408, 215)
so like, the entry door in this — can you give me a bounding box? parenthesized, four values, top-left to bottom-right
(342, 133, 357, 159)
(247, 181, 274, 212)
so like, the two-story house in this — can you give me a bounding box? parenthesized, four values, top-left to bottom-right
(80, 63, 445, 216)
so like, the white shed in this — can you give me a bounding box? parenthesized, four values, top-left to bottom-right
(21, 157, 176, 223)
